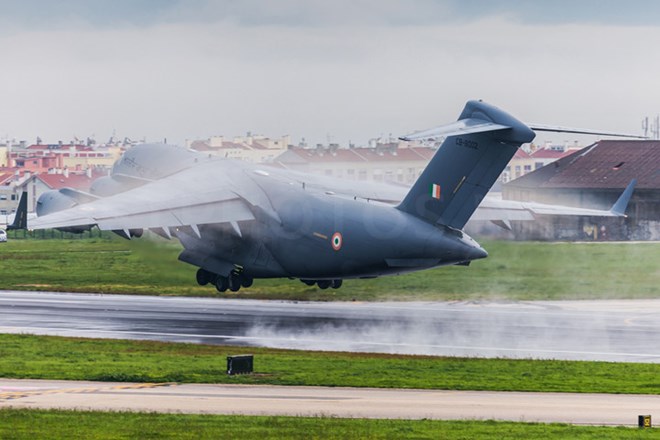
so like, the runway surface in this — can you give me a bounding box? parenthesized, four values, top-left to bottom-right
(1, 378, 658, 425)
(3, 291, 660, 362)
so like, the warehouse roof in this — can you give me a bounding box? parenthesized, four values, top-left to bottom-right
(506, 140, 660, 190)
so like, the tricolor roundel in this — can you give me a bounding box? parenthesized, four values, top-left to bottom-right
(331, 232, 343, 251)
(430, 183, 441, 200)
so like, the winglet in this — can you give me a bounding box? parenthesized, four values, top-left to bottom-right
(610, 179, 636, 216)
(7, 192, 28, 230)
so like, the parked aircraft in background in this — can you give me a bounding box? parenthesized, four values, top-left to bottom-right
(9, 101, 638, 292)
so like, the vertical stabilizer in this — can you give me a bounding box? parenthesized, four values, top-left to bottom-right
(397, 101, 535, 229)
(7, 192, 28, 230)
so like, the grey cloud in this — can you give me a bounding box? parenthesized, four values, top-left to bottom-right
(2, 1, 660, 30)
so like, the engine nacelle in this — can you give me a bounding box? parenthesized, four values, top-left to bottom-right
(36, 190, 91, 233)
(36, 190, 77, 216)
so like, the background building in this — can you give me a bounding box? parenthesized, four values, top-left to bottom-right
(187, 134, 290, 163)
(503, 140, 660, 240)
(274, 141, 435, 184)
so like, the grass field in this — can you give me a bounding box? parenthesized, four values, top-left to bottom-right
(1, 409, 657, 440)
(2, 334, 660, 394)
(0, 236, 658, 301)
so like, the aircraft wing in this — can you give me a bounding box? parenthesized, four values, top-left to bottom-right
(28, 162, 257, 233)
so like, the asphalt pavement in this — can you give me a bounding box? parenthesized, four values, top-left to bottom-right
(1, 379, 659, 425)
(2, 290, 660, 362)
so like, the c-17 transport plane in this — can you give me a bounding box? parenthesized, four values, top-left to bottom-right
(8, 100, 638, 292)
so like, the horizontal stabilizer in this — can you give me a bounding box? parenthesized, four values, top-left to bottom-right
(528, 124, 646, 139)
(472, 179, 637, 225)
(399, 118, 510, 141)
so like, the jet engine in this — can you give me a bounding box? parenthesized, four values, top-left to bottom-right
(36, 190, 77, 216)
(35, 190, 92, 233)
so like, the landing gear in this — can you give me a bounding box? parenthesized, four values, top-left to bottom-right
(240, 276, 254, 288)
(300, 279, 344, 289)
(215, 276, 228, 293)
(205, 270, 252, 293)
(228, 274, 241, 292)
(200, 270, 344, 292)
(196, 268, 213, 286)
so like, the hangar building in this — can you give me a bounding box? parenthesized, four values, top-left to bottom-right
(503, 140, 660, 240)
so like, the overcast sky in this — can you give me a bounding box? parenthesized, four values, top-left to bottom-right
(0, 0, 659, 146)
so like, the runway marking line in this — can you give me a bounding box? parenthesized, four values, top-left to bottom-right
(0, 382, 176, 402)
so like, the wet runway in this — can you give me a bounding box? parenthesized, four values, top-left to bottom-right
(2, 290, 660, 362)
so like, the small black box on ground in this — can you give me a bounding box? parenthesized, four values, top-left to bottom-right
(639, 415, 652, 428)
(227, 355, 254, 375)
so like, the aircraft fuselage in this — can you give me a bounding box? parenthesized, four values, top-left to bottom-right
(174, 163, 487, 281)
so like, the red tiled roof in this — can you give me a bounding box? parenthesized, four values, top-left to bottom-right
(282, 147, 436, 163)
(0, 172, 13, 185)
(250, 141, 270, 150)
(530, 148, 573, 160)
(36, 170, 105, 190)
(513, 149, 530, 159)
(189, 140, 213, 151)
(27, 144, 92, 151)
(286, 148, 365, 163)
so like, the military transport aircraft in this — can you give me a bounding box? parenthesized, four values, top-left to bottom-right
(8, 100, 639, 292)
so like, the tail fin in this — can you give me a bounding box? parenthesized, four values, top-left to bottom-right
(397, 100, 535, 229)
(7, 192, 28, 230)
(610, 179, 636, 216)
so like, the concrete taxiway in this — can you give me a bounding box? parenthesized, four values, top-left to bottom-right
(2, 291, 660, 362)
(1, 378, 658, 425)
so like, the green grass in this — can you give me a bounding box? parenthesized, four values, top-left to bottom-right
(1, 409, 657, 440)
(0, 236, 658, 301)
(2, 334, 660, 394)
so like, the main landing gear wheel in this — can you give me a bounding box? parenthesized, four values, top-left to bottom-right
(300, 279, 344, 289)
(196, 268, 213, 286)
(228, 274, 241, 292)
(241, 276, 254, 288)
(215, 276, 228, 293)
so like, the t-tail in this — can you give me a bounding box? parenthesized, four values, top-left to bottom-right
(397, 100, 535, 229)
